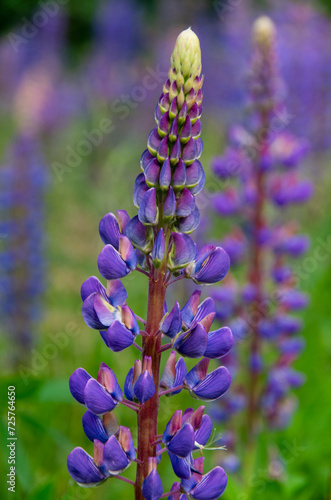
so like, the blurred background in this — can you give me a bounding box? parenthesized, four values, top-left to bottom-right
(0, 0, 330, 499)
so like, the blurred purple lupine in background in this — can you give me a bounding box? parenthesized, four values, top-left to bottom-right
(0, 134, 47, 366)
(210, 16, 313, 475)
(205, 0, 331, 152)
(0, 10, 78, 366)
(273, 1, 331, 152)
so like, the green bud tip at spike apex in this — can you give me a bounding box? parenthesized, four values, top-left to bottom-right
(170, 27, 201, 80)
(252, 16, 276, 48)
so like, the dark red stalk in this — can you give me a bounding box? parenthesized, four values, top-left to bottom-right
(246, 110, 269, 440)
(134, 269, 167, 499)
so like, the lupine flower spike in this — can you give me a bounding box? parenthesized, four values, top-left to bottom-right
(67, 28, 233, 499)
(211, 17, 312, 471)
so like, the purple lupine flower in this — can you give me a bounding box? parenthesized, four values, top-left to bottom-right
(142, 458, 163, 500)
(210, 16, 312, 471)
(67, 442, 108, 487)
(67, 426, 135, 486)
(162, 410, 195, 458)
(124, 358, 156, 404)
(160, 351, 187, 394)
(168, 457, 228, 500)
(67, 28, 233, 498)
(102, 426, 135, 474)
(82, 410, 119, 443)
(69, 363, 123, 415)
(162, 406, 213, 462)
(184, 358, 231, 401)
(185, 245, 230, 284)
(159, 291, 233, 360)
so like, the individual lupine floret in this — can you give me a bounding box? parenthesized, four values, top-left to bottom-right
(124, 357, 156, 404)
(67, 441, 109, 487)
(69, 363, 123, 414)
(97, 211, 137, 279)
(67, 427, 135, 486)
(67, 27, 233, 499)
(160, 351, 187, 395)
(162, 410, 195, 458)
(81, 275, 139, 351)
(160, 291, 234, 360)
(102, 426, 136, 475)
(166, 406, 213, 452)
(82, 410, 119, 443)
(184, 359, 231, 401)
(142, 458, 163, 500)
(168, 457, 228, 500)
(185, 245, 230, 284)
(182, 465, 228, 500)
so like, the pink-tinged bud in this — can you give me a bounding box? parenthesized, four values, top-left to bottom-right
(181, 290, 201, 325)
(142, 356, 153, 377)
(199, 312, 215, 333)
(118, 427, 135, 461)
(160, 303, 182, 338)
(121, 305, 139, 335)
(147, 456, 158, 475)
(118, 235, 137, 270)
(133, 359, 142, 385)
(103, 412, 119, 436)
(142, 460, 163, 500)
(116, 210, 130, 233)
(160, 351, 187, 395)
(184, 406, 205, 430)
(168, 410, 183, 437)
(93, 440, 104, 468)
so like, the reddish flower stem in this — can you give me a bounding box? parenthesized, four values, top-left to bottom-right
(136, 267, 150, 277)
(134, 271, 167, 499)
(116, 475, 136, 486)
(167, 274, 185, 286)
(159, 385, 183, 396)
(135, 315, 147, 325)
(158, 343, 172, 353)
(160, 488, 180, 498)
(246, 110, 269, 440)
